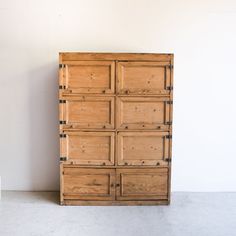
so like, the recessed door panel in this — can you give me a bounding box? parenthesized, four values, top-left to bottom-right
(60, 132, 115, 165)
(61, 96, 114, 129)
(60, 61, 115, 94)
(117, 132, 170, 166)
(117, 62, 172, 95)
(117, 97, 171, 130)
(63, 167, 115, 200)
(116, 168, 168, 200)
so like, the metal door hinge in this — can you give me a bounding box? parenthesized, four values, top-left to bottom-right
(59, 85, 66, 89)
(168, 64, 173, 70)
(60, 134, 66, 138)
(59, 100, 66, 104)
(165, 158, 172, 162)
(59, 64, 65, 68)
(60, 157, 67, 161)
(167, 100, 173, 105)
(59, 120, 66, 124)
(166, 135, 172, 139)
(166, 121, 172, 125)
(166, 86, 173, 91)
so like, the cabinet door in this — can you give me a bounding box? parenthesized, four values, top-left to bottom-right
(117, 61, 172, 95)
(60, 96, 114, 129)
(116, 97, 172, 130)
(62, 167, 115, 200)
(60, 132, 115, 165)
(117, 132, 170, 166)
(60, 61, 115, 94)
(116, 168, 168, 200)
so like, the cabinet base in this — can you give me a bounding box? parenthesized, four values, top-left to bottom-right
(60, 200, 170, 206)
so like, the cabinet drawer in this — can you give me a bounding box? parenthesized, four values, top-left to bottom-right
(60, 132, 115, 165)
(60, 96, 114, 129)
(60, 61, 115, 94)
(116, 168, 168, 200)
(62, 167, 115, 200)
(117, 132, 170, 166)
(117, 61, 172, 95)
(116, 97, 172, 130)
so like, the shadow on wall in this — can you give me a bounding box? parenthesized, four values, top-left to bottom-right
(28, 62, 59, 191)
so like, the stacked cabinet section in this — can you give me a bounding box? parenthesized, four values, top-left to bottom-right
(59, 53, 173, 205)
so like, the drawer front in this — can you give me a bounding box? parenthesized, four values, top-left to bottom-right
(60, 61, 115, 94)
(62, 167, 115, 200)
(117, 132, 170, 166)
(117, 62, 172, 95)
(116, 168, 168, 200)
(60, 96, 114, 129)
(60, 132, 115, 165)
(116, 97, 172, 130)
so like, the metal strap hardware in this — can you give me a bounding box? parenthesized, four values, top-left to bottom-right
(166, 86, 173, 91)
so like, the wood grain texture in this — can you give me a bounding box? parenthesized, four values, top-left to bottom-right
(60, 52, 173, 62)
(116, 96, 172, 130)
(116, 168, 169, 201)
(59, 52, 173, 206)
(61, 131, 115, 165)
(62, 200, 169, 206)
(117, 61, 172, 95)
(61, 61, 115, 94)
(62, 167, 115, 201)
(117, 131, 170, 166)
(60, 96, 114, 129)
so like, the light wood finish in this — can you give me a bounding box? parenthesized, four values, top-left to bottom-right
(116, 168, 168, 201)
(59, 52, 172, 62)
(60, 61, 115, 94)
(60, 96, 114, 129)
(59, 52, 174, 206)
(61, 131, 115, 165)
(63, 200, 169, 206)
(117, 131, 170, 166)
(116, 96, 171, 130)
(117, 61, 171, 95)
(62, 167, 115, 201)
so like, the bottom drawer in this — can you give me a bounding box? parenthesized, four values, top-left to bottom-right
(116, 168, 169, 201)
(60, 166, 169, 204)
(61, 166, 115, 201)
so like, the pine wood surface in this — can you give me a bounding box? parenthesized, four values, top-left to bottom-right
(59, 52, 173, 206)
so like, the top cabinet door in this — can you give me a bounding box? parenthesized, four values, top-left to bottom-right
(117, 62, 172, 95)
(60, 61, 115, 94)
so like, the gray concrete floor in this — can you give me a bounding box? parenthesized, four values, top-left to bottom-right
(0, 191, 235, 236)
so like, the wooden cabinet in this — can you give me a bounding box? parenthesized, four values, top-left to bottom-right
(59, 53, 173, 206)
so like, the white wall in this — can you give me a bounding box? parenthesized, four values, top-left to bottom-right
(0, 0, 236, 191)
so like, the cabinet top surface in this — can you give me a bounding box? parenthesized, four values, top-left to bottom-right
(59, 52, 174, 62)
